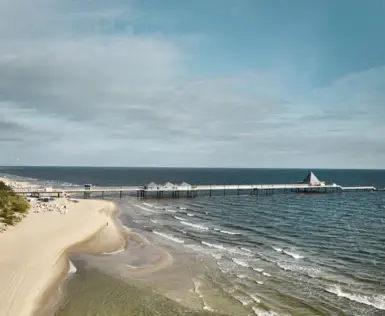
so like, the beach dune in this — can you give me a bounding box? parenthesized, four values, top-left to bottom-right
(0, 198, 125, 316)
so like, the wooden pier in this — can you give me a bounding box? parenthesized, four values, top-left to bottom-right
(12, 183, 379, 199)
(11, 172, 380, 199)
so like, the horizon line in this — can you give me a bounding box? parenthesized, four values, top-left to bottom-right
(1, 165, 384, 171)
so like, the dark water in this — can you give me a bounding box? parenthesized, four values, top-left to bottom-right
(1, 166, 385, 187)
(2, 167, 385, 315)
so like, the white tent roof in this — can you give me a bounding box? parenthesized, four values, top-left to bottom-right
(163, 182, 175, 187)
(302, 172, 321, 184)
(146, 182, 158, 187)
(179, 181, 191, 187)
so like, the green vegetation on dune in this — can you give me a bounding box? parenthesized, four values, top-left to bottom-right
(0, 181, 30, 226)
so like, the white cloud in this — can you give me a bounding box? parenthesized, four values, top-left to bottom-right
(0, 0, 384, 168)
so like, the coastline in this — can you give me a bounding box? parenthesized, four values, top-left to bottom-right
(0, 194, 126, 316)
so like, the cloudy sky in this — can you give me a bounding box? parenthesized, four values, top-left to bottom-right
(1, 0, 385, 168)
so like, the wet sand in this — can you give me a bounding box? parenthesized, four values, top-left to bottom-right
(55, 264, 229, 316)
(52, 201, 253, 316)
(0, 198, 126, 316)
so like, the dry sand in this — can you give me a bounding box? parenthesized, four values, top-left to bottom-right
(0, 197, 125, 316)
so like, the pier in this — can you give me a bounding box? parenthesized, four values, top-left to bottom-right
(11, 172, 380, 199)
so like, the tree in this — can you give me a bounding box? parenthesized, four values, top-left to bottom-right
(0, 181, 30, 226)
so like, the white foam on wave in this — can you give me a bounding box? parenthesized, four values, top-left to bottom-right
(174, 215, 185, 221)
(178, 206, 187, 210)
(68, 261, 77, 274)
(220, 229, 239, 235)
(211, 252, 223, 260)
(250, 294, 261, 304)
(326, 285, 385, 310)
(164, 208, 177, 213)
(181, 221, 209, 231)
(262, 272, 271, 277)
(126, 264, 139, 269)
(142, 202, 154, 208)
(283, 250, 304, 259)
(175, 228, 187, 234)
(103, 247, 125, 255)
(252, 267, 264, 273)
(185, 244, 209, 253)
(150, 219, 158, 224)
(192, 279, 214, 312)
(133, 204, 158, 214)
(202, 241, 226, 250)
(231, 247, 254, 257)
(252, 307, 289, 316)
(187, 213, 195, 217)
(153, 230, 185, 244)
(272, 246, 283, 253)
(232, 258, 250, 268)
(240, 247, 253, 253)
(277, 262, 320, 277)
(234, 294, 253, 306)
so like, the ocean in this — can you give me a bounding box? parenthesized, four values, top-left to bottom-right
(1, 167, 385, 316)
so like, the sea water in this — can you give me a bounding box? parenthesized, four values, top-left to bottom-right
(2, 167, 385, 315)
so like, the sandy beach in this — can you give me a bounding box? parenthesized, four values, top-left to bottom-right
(0, 178, 126, 316)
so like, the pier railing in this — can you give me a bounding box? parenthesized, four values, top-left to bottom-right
(11, 183, 379, 199)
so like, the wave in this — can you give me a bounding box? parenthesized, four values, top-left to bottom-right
(232, 258, 250, 268)
(150, 219, 158, 224)
(175, 228, 187, 234)
(272, 246, 283, 253)
(230, 247, 254, 257)
(283, 250, 304, 259)
(133, 204, 159, 214)
(192, 279, 214, 312)
(177, 206, 187, 210)
(221, 230, 240, 235)
(252, 267, 264, 273)
(153, 230, 185, 244)
(276, 262, 320, 278)
(252, 307, 289, 316)
(240, 247, 253, 254)
(249, 293, 261, 304)
(126, 264, 139, 269)
(262, 272, 271, 277)
(164, 208, 177, 213)
(234, 294, 253, 306)
(181, 221, 209, 231)
(201, 241, 226, 250)
(187, 213, 195, 217)
(173, 215, 185, 221)
(218, 229, 240, 235)
(68, 261, 77, 274)
(326, 285, 385, 310)
(185, 244, 209, 253)
(142, 202, 154, 208)
(211, 253, 223, 260)
(103, 248, 125, 255)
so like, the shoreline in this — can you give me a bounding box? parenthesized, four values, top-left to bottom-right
(34, 206, 127, 316)
(0, 190, 126, 316)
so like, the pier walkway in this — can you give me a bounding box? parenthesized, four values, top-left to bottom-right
(12, 183, 379, 199)
(10, 172, 380, 199)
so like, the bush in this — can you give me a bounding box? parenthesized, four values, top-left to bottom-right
(0, 181, 30, 226)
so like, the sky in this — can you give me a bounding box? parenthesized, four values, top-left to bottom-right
(1, 0, 385, 168)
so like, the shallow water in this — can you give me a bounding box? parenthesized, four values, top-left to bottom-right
(55, 263, 226, 316)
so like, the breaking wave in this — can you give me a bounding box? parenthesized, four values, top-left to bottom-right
(326, 286, 385, 310)
(153, 230, 185, 244)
